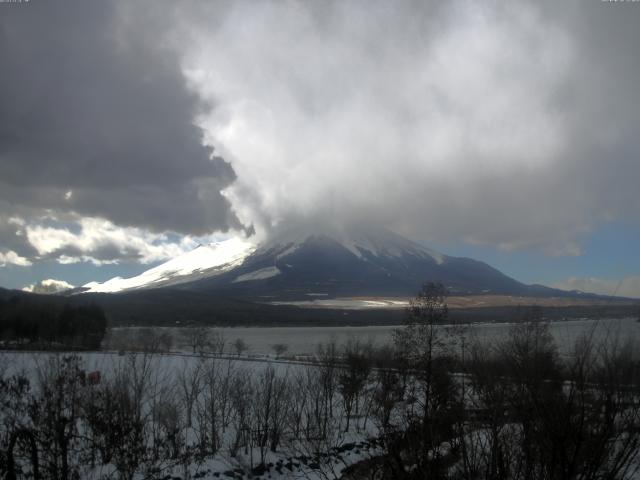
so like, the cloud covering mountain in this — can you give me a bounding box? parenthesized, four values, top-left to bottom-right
(179, 0, 640, 256)
(0, 1, 639, 290)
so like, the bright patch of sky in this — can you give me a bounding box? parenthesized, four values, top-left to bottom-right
(432, 222, 640, 298)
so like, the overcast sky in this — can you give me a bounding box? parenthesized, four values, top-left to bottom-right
(1, 0, 639, 297)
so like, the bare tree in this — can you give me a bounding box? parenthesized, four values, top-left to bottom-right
(33, 355, 85, 480)
(109, 354, 156, 480)
(338, 339, 371, 432)
(382, 283, 461, 479)
(135, 328, 163, 353)
(233, 338, 248, 357)
(0, 371, 40, 480)
(371, 352, 404, 434)
(177, 359, 202, 429)
(316, 339, 339, 432)
(228, 369, 253, 459)
(287, 370, 309, 440)
(154, 397, 183, 460)
(209, 330, 226, 356)
(158, 331, 173, 353)
(252, 366, 275, 466)
(272, 343, 289, 358)
(195, 358, 236, 456)
(183, 327, 211, 355)
(289, 368, 348, 480)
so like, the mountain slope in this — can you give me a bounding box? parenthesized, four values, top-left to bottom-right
(79, 226, 574, 300)
(82, 238, 255, 293)
(183, 229, 528, 299)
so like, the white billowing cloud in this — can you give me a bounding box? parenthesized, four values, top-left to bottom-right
(23, 278, 74, 294)
(173, 1, 640, 255)
(23, 216, 217, 266)
(552, 277, 640, 300)
(181, 2, 571, 242)
(0, 250, 32, 267)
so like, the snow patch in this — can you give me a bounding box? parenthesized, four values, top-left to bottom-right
(343, 233, 445, 264)
(233, 266, 281, 283)
(275, 243, 302, 260)
(265, 227, 445, 265)
(271, 297, 410, 309)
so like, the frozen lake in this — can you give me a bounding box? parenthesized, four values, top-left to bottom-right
(109, 317, 640, 356)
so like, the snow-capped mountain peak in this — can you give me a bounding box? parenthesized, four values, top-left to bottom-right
(340, 230, 445, 264)
(78, 226, 530, 298)
(82, 237, 256, 293)
(259, 226, 445, 265)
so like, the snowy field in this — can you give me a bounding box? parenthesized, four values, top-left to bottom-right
(0, 351, 382, 480)
(4, 316, 640, 480)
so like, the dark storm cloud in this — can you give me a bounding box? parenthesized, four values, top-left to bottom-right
(0, 216, 27, 256)
(42, 242, 143, 265)
(0, 1, 240, 237)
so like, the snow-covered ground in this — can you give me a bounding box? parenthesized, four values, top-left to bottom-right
(4, 322, 640, 480)
(0, 351, 383, 480)
(270, 297, 410, 309)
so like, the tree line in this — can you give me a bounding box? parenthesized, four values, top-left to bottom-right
(0, 296, 107, 350)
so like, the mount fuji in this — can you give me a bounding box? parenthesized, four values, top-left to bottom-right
(81, 226, 562, 300)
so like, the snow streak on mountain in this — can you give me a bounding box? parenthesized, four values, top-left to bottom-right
(82, 238, 255, 293)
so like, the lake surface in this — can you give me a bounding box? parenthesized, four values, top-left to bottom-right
(110, 317, 640, 356)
